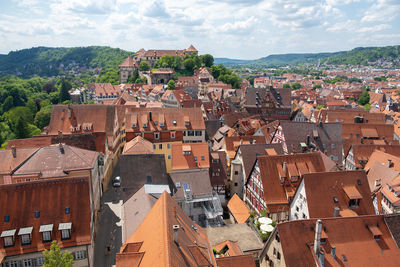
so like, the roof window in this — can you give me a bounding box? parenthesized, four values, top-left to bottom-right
(65, 207, 70, 214)
(4, 215, 9, 222)
(34, 211, 40, 218)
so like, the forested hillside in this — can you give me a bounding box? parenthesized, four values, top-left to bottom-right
(0, 46, 134, 78)
(220, 45, 400, 67)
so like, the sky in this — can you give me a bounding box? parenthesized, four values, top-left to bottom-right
(0, 0, 399, 59)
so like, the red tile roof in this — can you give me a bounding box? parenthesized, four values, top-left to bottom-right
(276, 215, 400, 267)
(117, 191, 216, 267)
(0, 178, 92, 258)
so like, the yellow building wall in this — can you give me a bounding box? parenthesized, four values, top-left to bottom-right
(153, 141, 181, 173)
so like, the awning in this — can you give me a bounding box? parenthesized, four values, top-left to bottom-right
(1, 229, 16, 237)
(18, 227, 33, 235)
(39, 224, 54, 233)
(368, 225, 383, 237)
(58, 222, 72, 230)
(343, 185, 363, 199)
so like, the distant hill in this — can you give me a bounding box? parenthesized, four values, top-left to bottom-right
(214, 57, 251, 65)
(219, 45, 400, 67)
(0, 46, 134, 78)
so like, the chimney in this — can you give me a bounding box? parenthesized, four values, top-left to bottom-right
(68, 104, 72, 119)
(388, 159, 392, 168)
(331, 246, 336, 259)
(59, 143, 64, 154)
(314, 219, 322, 255)
(173, 224, 180, 245)
(334, 207, 340, 217)
(307, 135, 311, 148)
(283, 162, 287, 175)
(58, 130, 63, 137)
(11, 146, 16, 158)
(149, 111, 152, 121)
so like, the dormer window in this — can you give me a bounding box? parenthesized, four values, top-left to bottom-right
(1, 229, 16, 247)
(39, 224, 53, 243)
(154, 132, 159, 140)
(171, 131, 176, 139)
(143, 123, 148, 128)
(59, 222, 72, 240)
(173, 120, 177, 125)
(160, 122, 165, 127)
(18, 227, 33, 245)
(132, 124, 136, 128)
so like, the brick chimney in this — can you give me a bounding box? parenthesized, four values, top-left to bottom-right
(11, 146, 16, 158)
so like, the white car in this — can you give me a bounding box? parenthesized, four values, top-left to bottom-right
(113, 176, 121, 187)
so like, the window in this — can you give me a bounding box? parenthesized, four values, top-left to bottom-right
(275, 234, 280, 243)
(331, 144, 335, 149)
(23, 259, 32, 267)
(183, 131, 186, 136)
(195, 131, 202, 136)
(153, 144, 156, 150)
(188, 131, 195, 136)
(65, 208, 70, 214)
(35, 211, 40, 218)
(159, 144, 162, 149)
(21, 234, 31, 245)
(234, 171, 239, 175)
(194, 156, 198, 161)
(143, 123, 148, 128)
(171, 132, 175, 139)
(234, 182, 238, 186)
(42, 231, 51, 242)
(201, 156, 205, 161)
(273, 247, 277, 255)
(303, 213, 306, 219)
(167, 144, 171, 149)
(321, 238, 327, 244)
(296, 206, 299, 212)
(154, 132, 159, 140)
(4, 215, 9, 222)
(4, 236, 14, 247)
(74, 250, 87, 260)
(356, 134, 360, 138)
(350, 133, 353, 138)
(277, 252, 281, 260)
(61, 229, 70, 240)
(36, 257, 44, 266)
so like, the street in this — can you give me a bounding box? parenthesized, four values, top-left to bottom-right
(93, 163, 123, 267)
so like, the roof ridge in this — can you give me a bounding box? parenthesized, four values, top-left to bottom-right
(162, 192, 171, 267)
(66, 145, 94, 167)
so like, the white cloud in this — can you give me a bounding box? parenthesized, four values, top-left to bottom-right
(361, 0, 400, 22)
(357, 24, 391, 33)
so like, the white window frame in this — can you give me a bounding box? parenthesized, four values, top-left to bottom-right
(61, 229, 70, 240)
(42, 231, 51, 242)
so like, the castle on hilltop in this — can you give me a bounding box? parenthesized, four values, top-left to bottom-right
(119, 45, 198, 83)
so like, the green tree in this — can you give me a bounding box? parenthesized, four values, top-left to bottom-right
(15, 117, 30, 139)
(167, 80, 175, 90)
(34, 107, 52, 129)
(139, 61, 150, 71)
(312, 84, 322, 90)
(135, 77, 147, 84)
(43, 241, 74, 267)
(291, 82, 302, 90)
(26, 99, 38, 114)
(283, 83, 291, 89)
(2, 96, 14, 112)
(200, 54, 214, 67)
(316, 105, 325, 110)
(358, 90, 370, 106)
(127, 69, 139, 83)
(184, 58, 195, 71)
(59, 80, 71, 103)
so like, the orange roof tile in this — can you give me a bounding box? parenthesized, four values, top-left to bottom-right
(227, 194, 250, 224)
(171, 143, 209, 170)
(117, 191, 216, 267)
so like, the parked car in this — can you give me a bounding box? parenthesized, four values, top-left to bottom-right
(113, 176, 121, 187)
